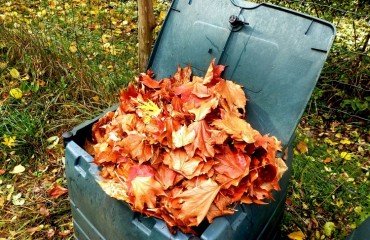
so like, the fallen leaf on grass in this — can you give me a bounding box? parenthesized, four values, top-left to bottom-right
(0, 196, 5, 207)
(0, 169, 5, 175)
(27, 225, 44, 235)
(9, 88, 23, 99)
(12, 193, 25, 206)
(323, 157, 332, 164)
(10, 164, 25, 174)
(323, 221, 335, 237)
(296, 141, 308, 154)
(9, 68, 20, 79)
(288, 230, 305, 240)
(47, 228, 55, 238)
(39, 206, 50, 217)
(58, 229, 71, 237)
(340, 151, 352, 161)
(47, 183, 68, 199)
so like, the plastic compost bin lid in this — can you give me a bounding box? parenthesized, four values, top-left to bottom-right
(148, 0, 335, 146)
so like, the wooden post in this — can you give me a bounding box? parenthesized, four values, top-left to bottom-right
(138, 0, 156, 72)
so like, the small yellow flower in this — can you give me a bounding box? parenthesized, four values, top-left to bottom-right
(2, 135, 16, 148)
(9, 88, 23, 99)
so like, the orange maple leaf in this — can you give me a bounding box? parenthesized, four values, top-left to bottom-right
(163, 149, 203, 179)
(130, 176, 164, 210)
(185, 120, 215, 157)
(172, 125, 196, 148)
(170, 178, 221, 226)
(215, 79, 247, 110)
(47, 183, 68, 199)
(212, 111, 258, 143)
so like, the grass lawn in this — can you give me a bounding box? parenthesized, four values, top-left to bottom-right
(0, 1, 368, 239)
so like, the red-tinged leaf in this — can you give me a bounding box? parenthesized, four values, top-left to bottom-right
(185, 120, 215, 157)
(140, 73, 160, 88)
(127, 164, 155, 182)
(203, 59, 225, 85)
(119, 134, 152, 164)
(214, 146, 250, 180)
(0, 169, 5, 175)
(119, 83, 138, 113)
(92, 111, 115, 142)
(130, 176, 164, 210)
(215, 79, 247, 110)
(188, 97, 218, 121)
(155, 165, 180, 190)
(170, 178, 221, 226)
(212, 111, 258, 143)
(47, 183, 68, 199)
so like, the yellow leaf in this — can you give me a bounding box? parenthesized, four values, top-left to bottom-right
(9, 88, 23, 99)
(137, 100, 161, 123)
(2, 135, 16, 148)
(69, 42, 77, 53)
(92, 95, 100, 102)
(0, 61, 7, 69)
(296, 141, 308, 154)
(340, 138, 351, 145)
(340, 151, 352, 160)
(101, 34, 111, 43)
(288, 230, 305, 240)
(9, 68, 20, 79)
(323, 222, 335, 237)
(10, 164, 25, 174)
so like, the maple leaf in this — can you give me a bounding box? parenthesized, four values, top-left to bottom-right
(206, 203, 234, 223)
(214, 146, 251, 180)
(47, 183, 68, 199)
(203, 59, 225, 85)
(155, 164, 181, 190)
(136, 99, 161, 123)
(119, 134, 152, 164)
(212, 111, 258, 143)
(139, 72, 160, 88)
(188, 97, 218, 121)
(163, 149, 203, 179)
(172, 125, 196, 148)
(171, 178, 221, 226)
(215, 79, 246, 110)
(130, 176, 164, 210)
(185, 120, 215, 157)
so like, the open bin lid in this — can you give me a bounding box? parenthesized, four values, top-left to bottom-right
(148, 0, 335, 146)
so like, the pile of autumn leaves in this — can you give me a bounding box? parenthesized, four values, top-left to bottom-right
(91, 60, 287, 234)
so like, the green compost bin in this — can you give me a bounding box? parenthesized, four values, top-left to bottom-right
(64, 0, 335, 239)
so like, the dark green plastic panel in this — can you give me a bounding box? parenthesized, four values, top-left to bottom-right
(148, 0, 335, 146)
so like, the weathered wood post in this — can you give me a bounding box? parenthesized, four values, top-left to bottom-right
(138, 0, 156, 72)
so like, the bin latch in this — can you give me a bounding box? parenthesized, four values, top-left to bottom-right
(229, 15, 249, 29)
